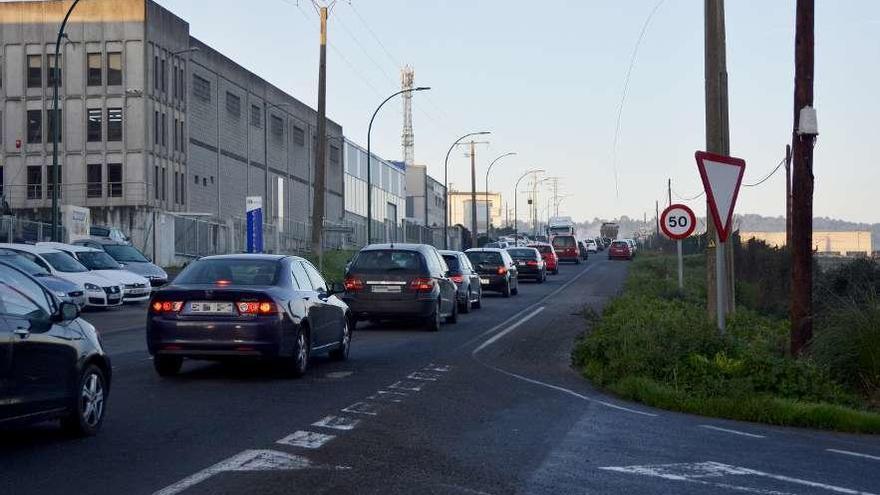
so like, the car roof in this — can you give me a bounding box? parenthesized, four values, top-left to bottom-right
(466, 248, 505, 253)
(0, 242, 65, 255)
(198, 254, 290, 261)
(74, 238, 123, 245)
(38, 242, 101, 253)
(438, 250, 463, 256)
(362, 243, 426, 252)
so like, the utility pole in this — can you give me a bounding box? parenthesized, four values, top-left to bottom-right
(790, 0, 816, 356)
(785, 144, 793, 248)
(311, 2, 334, 255)
(668, 178, 672, 207)
(469, 140, 478, 248)
(655, 200, 660, 234)
(704, 0, 734, 321)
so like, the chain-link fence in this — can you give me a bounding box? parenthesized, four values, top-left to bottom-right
(0, 216, 64, 243)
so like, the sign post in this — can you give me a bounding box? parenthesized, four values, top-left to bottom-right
(246, 196, 264, 254)
(660, 203, 697, 291)
(695, 151, 746, 334)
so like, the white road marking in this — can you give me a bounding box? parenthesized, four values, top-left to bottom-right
(324, 371, 353, 379)
(407, 371, 440, 381)
(367, 391, 406, 402)
(699, 425, 766, 438)
(388, 380, 425, 392)
(152, 449, 315, 495)
(341, 401, 381, 416)
(424, 364, 452, 372)
(276, 430, 335, 449)
(472, 306, 546, 354)
(312, 415, 361, 431)
(600, 461, 877, 495)
(827, 449, 880, 462)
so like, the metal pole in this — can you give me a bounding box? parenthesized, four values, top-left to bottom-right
(469, 141, 478, 248)
(485, 152, 516, 243)
(716, 234, 726, 333)
(677, 239, 684, 290)
(443, 131, 490, 249)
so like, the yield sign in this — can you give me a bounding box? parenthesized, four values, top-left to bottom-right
(695, 151, 746, 242)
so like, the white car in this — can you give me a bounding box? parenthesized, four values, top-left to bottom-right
(585, 239, 599, 253)
(38, 243, 152, 303)
(0, 243, 123, 308)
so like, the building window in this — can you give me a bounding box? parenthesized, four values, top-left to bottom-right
(293, 126, 305, 146)
(173, 118, 178, 150)
(180, 120, 185, 153)
(153, 55, 159, 90)
(107, 108, 122, 142)
(250, 104, 261, 128)
(172, 66, 178, 99)
(154, 166, 159, 199)
(46, 165, 62, 199)
(27, 55, 41, 88)
(202, 177, 207, 187)
(160, 58, 166, 93)
(87, 108, 102, 142)
(87, 53, 102, 86)
(178, 63, 185, 103)
(161, 112, 167, 146)
(192, 75, 210, 101)
(194, 174, 199, 185)
(47, 54, 61, 87)
(153, 111, 159, 145)
(26, 166, 41, 199)
(107, 163, 122, 197)
(48, 109, 62, 142)
(87, 163, 102, 198)
(107, 52, 122, 86)
(180, 172, 185, 204)
(0, 165, 4, 198)
(27, 110, 42, 144)
(226, 92, 240, 117)
(173, 171, 179, 203)
(271, 115, 283, 138)
(330, 145, 340, 164)
(161, 168, 166, 200)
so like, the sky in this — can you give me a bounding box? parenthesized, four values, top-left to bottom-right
(157, 0, 880, 224)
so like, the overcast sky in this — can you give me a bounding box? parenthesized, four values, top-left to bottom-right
(158, 0, 879, 223)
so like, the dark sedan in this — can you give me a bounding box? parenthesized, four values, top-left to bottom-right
(466, 248, 519, 297)
(440, 250, 482, 313)
(146, 254, 351, 378)
(507, 247, 546, 283)
(0, 261, 111, 436)
(342, 244, 458, 332)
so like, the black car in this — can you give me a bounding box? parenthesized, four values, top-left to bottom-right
(466, 248, 519, 297)
(0, 261, 111, 436)
(146, 254, 351, 377)
(342, 244, 458, 331)
(440, 250, 483, 313)
(577, 241, 589, 261)
(507, 247, 546, 283)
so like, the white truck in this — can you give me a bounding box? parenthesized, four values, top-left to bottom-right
(548, 216, 575, 237)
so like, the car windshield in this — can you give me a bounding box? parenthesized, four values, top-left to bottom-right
(175, 259, 280, 285)
(467, 251, 503, 266)
(0, 254, 49, 276)
(42, 252, 89, 273)
(105, 244, 149, 263)
(90, 226, 110, 237)
(530, 245, 552, 254)
(508, 248, 538, 260)
(76, 251, 122, 270)
(441, 255, 461, 272)
(351, 250, 424, 274)
(552, 236, 576, 248)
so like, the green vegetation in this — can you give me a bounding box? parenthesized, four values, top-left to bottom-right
(572, 251, 880, 433)
(304, 249, 356, 284)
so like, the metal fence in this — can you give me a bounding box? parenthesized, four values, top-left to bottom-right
(0, 216, 64, 243)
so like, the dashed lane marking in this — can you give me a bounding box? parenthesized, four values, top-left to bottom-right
(325, 371, 353, 379)
(424, 364, 452, 372)
(367, 390, 407, 402)
(341, 401, 382, 416)
(407, 371, 440, 381)
(699, 425, 766, 439)
(388, 380, 425, 392)
(312, 415, 361, 431)
(827, 449, 880, 462)
(277, 431, 336, 449)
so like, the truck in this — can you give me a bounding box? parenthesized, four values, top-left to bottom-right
(600, 222, 619, 240)
(548, 216, 575, 237)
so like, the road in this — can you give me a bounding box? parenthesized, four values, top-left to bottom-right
(2, 257, 879, 494)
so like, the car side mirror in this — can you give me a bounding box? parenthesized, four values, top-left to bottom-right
(328, 282, 345, 295)
(119, 263, 125, 269)
(52, 301, 80, 322)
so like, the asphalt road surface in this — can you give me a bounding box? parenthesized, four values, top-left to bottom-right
(2, 257, 879, 494)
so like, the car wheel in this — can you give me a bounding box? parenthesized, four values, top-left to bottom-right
(446, 299, 458, 324)
(426, 300, 441, 332)
(473, 289, 483, 309)
(153, 355, 183, 377)
(502, 281, 511, 298)
(460, 291, 472, 314)
(284, 328, 311, 377)
(575, 257, 582, 265)
(61, 364, 107, 436)
(553, 268, 559, 275)
(511, 279, 519, 296)
(329, 318, 351, 361)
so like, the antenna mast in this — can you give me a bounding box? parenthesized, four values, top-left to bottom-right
(401, 65, 415, 166)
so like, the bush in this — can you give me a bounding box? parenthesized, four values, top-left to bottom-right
(812, 298, 880, 402)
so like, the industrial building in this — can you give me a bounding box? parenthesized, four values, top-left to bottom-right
(447, 189, 503, 235)
(740, 231, 873, 256)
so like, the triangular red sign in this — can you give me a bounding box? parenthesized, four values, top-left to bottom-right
(695, 151, 746, 242)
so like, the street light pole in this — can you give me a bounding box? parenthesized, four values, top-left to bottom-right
(485, 152, 516, 243)
(366, 86, 430, 244)
(514, 168, 544, 242)
(50, 0, 81, 242)
(443, 131, 490, 249)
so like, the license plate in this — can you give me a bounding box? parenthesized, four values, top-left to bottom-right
(480, 278, 490, 285)
(190, 301, 234, 313)
(516, 261, 525, 266)
(372, 285, 401, 293)
(130, 289, 148, 295)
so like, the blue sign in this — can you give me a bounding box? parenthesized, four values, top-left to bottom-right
(246, 196, 263, 253)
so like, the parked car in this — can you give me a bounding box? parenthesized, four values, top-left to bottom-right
(0, 261, 111, 435)
(585, 239, 599, 253)
(466, 248, 519, 297)
(89, 225, 130, 244)
(439, 250, 483, 313)
(0, 248, 86, 309)
(577, 241, 590, 261)
(342, 244, 458, 331)
(608, 240, 633, 260)
(38, 243, 151, 303)
(551, 235, 581, 264)
(507, 247, 546, 283)
(529, 242, 559, 275)
(147, 254, 352, 377)
(73, 238, 168, 287)
(0, 243, 122, 308)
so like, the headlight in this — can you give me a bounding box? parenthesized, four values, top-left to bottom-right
(85, 283, 100, 291)
(55, 291, 67, 298)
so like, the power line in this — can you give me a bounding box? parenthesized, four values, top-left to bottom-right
(743, 157, 785, 187)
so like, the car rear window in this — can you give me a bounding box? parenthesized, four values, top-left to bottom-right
(552, 236, 576, 248)
(351, 250, 424, 274)
(507, 248, 538, 260)
(467, 251, 503, 266)
(612, 241, 629, 248)
(530, 245, 552, 254)
(441, 254, 461, 272)
(175, 259, 280, 285)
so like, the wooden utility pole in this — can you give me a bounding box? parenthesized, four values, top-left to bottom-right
(668, 178, 672, 207)
(469, 140, 478, 248)
(790, 0, 815, 356)
(785, 144, 793, 248)
(704, 0, 734, 320)
(311, 4, 330, 255)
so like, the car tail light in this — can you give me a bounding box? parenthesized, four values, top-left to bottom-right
(409, 277, 435, 292)
(344, 276, 364, 292)
(151, 301, 183, 313)
(497, 266, 507, 276)
(527, 260, 538, 267)
(237, 301, 279, 314)
(450, 274, 464, 283)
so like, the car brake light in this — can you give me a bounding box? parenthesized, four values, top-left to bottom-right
(237, 301, 278, 314)
(497, 266, 507, 275)
(344, 276, 364, 292)
(409, 277, 435, 292)
(151, 301, 183, 313)
(450, 274, 464, 283)
(527, 260, 538, 266)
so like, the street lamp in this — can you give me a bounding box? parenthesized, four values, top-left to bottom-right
(50, 0, 81, 242)
(443, 131, 490, 249)
(514, 168, 544, 242)
(366, 86, 430, 244)
(172, 47, 199, 56)
(484, 152, 516, 244)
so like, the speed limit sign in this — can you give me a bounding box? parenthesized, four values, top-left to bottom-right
(660, 204, 697, 240)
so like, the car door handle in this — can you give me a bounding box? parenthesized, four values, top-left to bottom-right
(13, 328, 30, 338)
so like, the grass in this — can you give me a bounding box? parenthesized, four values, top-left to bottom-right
(303, 249, 357, 284)
(572, 253, 880, 434)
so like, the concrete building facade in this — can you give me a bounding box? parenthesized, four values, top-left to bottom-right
(343, 138, 405, 244)
(404, 163, 445, 228)
(447, 190, 502, 235)
(0, 0, 343, 251)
